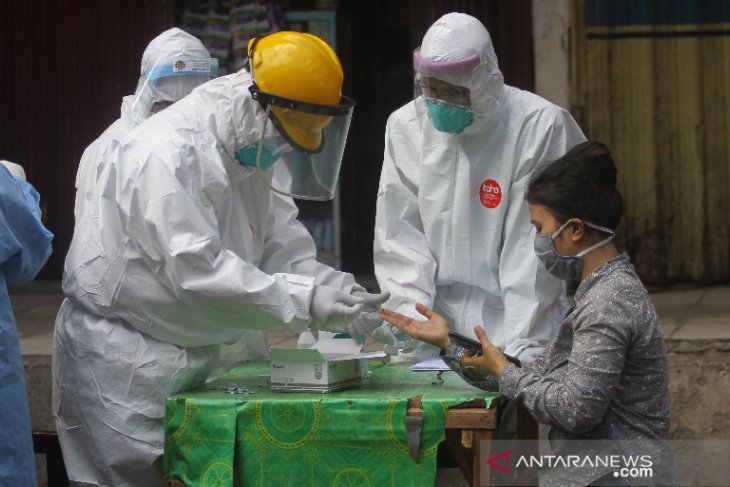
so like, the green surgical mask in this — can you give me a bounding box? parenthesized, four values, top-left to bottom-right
(426, 98, 474, 134)
(234, 144, 279, 171)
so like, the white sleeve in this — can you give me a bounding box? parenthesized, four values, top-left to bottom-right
(373, 114, 437, 320)
(259, 192, 359, 292)
(499, 106, 586, 356)
(115, 148, 316, 338)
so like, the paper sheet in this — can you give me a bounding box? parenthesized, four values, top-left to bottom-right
(409, 357, 451, 371)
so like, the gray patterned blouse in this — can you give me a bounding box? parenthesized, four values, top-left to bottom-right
(498, 253, 670, 441)
(443, 253, 675, 485)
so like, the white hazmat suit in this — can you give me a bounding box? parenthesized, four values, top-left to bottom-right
(74, 27, 216, 221)
(374, 13, 586, 360)
(53, 68, 372, 486)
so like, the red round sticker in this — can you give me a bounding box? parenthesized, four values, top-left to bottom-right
(479, 179, 502, 208)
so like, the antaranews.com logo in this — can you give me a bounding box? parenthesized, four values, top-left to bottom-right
(478, 439, 707, 487)
(485, 448, 653, 480)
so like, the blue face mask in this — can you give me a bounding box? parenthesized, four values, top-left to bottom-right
(534, 219, 615, 281)
(426, 98, 474, 134)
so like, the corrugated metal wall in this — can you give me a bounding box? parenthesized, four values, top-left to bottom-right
(572, 0, 730, 284)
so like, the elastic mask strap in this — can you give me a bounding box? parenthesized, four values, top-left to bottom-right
(256, 108, 271, 172)
(576, 221, 615, 257)
(550, 219, 573, 239)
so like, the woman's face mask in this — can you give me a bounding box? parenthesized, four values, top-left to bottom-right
(534, 219, 615, 281)
(426, 98, 474, 134)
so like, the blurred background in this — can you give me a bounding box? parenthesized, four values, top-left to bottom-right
(2, 0, 727, 287)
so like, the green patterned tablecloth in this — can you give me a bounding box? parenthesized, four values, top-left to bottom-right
(164, 362, 499, 486)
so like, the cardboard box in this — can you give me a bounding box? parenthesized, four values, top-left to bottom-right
(270, 339, 385, 393)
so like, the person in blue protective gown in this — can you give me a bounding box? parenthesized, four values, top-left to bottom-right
(0, 159, 53, 487)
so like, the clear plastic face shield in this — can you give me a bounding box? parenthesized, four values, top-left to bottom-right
(130, 56, 218, 124)
(413, 49, 479, 134)
(245, 84, 355, 201)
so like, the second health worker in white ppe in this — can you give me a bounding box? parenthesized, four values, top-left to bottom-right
(53, 31, 387, 487)
(373, 13, 586, 362)
(73, 27, 218, 222)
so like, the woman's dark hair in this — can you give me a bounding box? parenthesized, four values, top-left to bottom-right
(526, 141, 623, 230)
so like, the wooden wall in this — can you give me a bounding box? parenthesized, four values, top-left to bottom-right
(571, 0, 730, 283)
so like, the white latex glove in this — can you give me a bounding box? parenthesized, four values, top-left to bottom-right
(310, 286, 363, 329)
(0, 160, 26, 181)
(351, 289, 390, 312)
(372, 322, 419, 355)
(345, 310, 384, 337)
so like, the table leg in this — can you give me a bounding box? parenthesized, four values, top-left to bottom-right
(472, 430, 492, 487)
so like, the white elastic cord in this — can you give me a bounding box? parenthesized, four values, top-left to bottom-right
(576, 221, 615, 257)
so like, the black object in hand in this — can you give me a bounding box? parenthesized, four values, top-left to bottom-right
(448, 331, 522, 367)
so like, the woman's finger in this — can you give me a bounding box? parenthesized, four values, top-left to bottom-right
(473, 325, 491, 346)
(379, 309, 417, 332)
(415, 302, 435, 320)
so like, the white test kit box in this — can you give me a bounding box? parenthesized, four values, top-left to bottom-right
(270, 338, 385, 393)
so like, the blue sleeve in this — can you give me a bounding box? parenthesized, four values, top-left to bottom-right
(0, 167, 53, 284)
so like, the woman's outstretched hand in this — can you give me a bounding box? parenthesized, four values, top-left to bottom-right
(461, 325, 514, 375)
(379, 303, 450, 349)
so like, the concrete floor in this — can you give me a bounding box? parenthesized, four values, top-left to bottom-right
(10, 280, 730, 485)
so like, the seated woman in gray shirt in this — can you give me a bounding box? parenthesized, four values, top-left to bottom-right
(380, 141, 674, 486)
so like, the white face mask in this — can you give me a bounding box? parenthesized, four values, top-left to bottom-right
(533, 219, 614, 281)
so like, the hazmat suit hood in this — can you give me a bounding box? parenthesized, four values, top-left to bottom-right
(415, 12, 504, 135)
(168, 70, 272, 164)
(129, 27, 217, 124)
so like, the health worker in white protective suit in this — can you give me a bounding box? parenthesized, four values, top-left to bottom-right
(373, 13, 586, 363)
(73, 27, 217, 222)
(53, 31, 388, 487)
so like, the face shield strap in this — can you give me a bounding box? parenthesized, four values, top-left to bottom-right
(413, 49, 481, 76)
(248, 83, 355, 154)
(249, 83, 354, 116)
(143, 57, 219, 81)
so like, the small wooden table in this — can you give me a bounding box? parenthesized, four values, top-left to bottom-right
(408, 396, 538, 486)
(164, 362, 536, 486)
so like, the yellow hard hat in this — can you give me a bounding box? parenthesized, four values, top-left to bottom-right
(248, 32, 344, 152)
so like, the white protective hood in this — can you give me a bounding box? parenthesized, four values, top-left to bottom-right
(129, 27, 216, 124)
(415, 12, 504, 135)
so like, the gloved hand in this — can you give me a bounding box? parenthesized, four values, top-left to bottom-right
(345, 310, 384, 337)
(372, 322, 419, 355)
(310, 285, 363, 329)
(351, 289, 390, 312)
